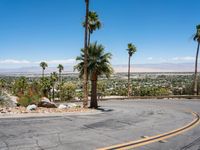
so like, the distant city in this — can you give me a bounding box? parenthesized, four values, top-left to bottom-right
(0, 63, 199, 76)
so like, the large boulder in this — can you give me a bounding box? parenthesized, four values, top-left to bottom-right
(38, 98, 57, 108)
(26, 104, 37, 111)
(0, 95, 17, 107)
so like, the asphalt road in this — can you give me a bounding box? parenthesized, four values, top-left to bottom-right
(0, 99, 200, 150)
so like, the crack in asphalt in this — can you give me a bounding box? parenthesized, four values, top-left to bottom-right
(180, 137, 200, 150)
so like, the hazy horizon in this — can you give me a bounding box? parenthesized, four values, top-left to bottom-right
(0, 62, 199, 73)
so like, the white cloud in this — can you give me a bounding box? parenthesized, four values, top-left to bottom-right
(0, 59, 31, 64)
(0, 59, 76, 66)
(35, 59, 76, 65)
(147, 57, 153, 60)
(172, 56, 195, 61)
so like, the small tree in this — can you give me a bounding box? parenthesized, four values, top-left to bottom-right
(60, 82, 76, 101)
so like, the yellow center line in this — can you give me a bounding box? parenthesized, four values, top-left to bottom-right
(97, 112, 200, 150)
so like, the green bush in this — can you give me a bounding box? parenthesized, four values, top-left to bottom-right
(60, 82, 76, 101)
(76, 91, 83, 100)
(133, 87, 171, 96)
(18, 94, 40, 107)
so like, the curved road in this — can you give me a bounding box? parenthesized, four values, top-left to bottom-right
(0, 99, 200, 150)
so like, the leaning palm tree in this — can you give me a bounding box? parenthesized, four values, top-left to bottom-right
(75, 42, 113, 109)
(40, 62, 48, 78)
(193, 24, 200, 95)
(127, 43, 137, 97)
(83, 11, 102, 46)
(57, 64, 64, 84)
(83, 0, 90, 108)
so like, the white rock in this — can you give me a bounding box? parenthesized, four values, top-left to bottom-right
(67, 103, 77, 108)
(58, 104, 67, 109)
(10, 96, 19, 104)
(26, 104, 37, 111)
(41, 97, 51, 103)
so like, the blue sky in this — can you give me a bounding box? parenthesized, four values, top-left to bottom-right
(0, 0, 199, 68)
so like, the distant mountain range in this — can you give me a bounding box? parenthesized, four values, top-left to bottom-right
(0, 63, 199, 75)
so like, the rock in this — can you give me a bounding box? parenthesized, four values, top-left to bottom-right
(67, 103, 78, 108)
(0, 108, 6, 113)
(38, 97, 57, 108)
(9, 96, 19, 105)
(0, 95, 17, 107)
(41, 97, 51, 103)
(58, 104, 67, 109)
(26, 104, 37, 111)
(6, 107, 12, 112)
(21, 111, 28, 113)
(38, 100, 57, 108)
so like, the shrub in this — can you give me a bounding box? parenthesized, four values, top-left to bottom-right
(60, 82, 76, 101)
(76, 91, 83, 101)
(18, 94, 40, 107)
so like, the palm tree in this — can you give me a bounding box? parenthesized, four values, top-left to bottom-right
(83, 0, 90, 108)
(193, 24, 200, 95)
(127, 43, 137, 97)
(57, 64, 64, 84)
(75, 42, 113, 108)
(50, 72, 58, 101)
(83, 11, 102, 46)
(40, 62, 48, 78)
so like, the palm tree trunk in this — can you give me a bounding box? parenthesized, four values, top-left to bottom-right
(59, 72, 61, 101)
(194, 42, 200, 95)
(88, 31, 91, 47)
(52, 85, 55, 102)
(83, 0, 89, 108)
(90, 73, 98, 109)
(127, 55, 131, 97)
(42, 69, 44, 78)
(59, 72, 61, 84)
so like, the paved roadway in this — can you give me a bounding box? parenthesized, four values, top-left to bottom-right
(0, 99, 200, 150)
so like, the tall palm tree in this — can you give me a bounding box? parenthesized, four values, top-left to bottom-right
(83, 11, 102, 46)
(57, 64, 64, 84)
(127, 43, 137, 97)
(193, 24, 200, 95)
(75, 42, 113, 109)
(50, 72, 58, 101)
(83, 0, 90, 108)
(40, 62, 48, 78)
